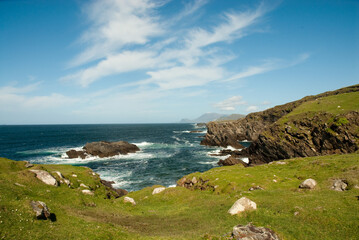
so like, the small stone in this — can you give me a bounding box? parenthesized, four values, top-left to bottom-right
(273, 179, 277, 183)
(294, 211, 300, 216)
(152, 187, 166, 195)
(82, 190, 94, 196)
(63, 179, 71, 186)
(228, 197, 257, 215)
(30, 170, 58, 186)
(124, 197, 136, 205)
(30, 201, 50, 219)
(54, 171, 64, 179)
(331, 179, 347, 191)
(276, 161, 287, 165)
(72, 174, 77, 177)
(299, 179, 317, 189)
(24, 161, 33, 168)
(14, 183, 25, 187)
(249, 186, 264, 191)
(232, 223, 280, 240)
(80, 183, 89, 189)
(191, 177, 198, 184)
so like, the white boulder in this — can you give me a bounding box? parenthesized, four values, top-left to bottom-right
(124, 197, 136, 205)
(228, 197, 257, 215)
(299, 179, 317, 189)
(30, 170, 58, 186)
(152, 187, 166, 195)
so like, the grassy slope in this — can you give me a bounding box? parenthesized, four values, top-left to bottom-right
(1, 153, 359, 240)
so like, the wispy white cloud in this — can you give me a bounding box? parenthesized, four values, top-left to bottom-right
(214, 96, 246, 111)
(246, 105, 259, 112)
(172, 0, 209, 22)
(69, 0, 163, 67)
(63, 1, 278, 89)
(225, 53, 310, 82)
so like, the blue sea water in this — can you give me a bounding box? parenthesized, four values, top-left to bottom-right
(0, 124, 244, 191)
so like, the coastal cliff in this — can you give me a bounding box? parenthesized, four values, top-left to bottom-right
(201, 84, 359, 163)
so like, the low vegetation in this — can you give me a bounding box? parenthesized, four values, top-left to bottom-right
(1, 152, 359, 239)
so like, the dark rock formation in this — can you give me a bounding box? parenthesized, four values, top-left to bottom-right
(232, 223, 281, 240)
(66, 141, 140, 159)
(100, 179, 128, 199)
(201, 84, 359, 148)
(66, 150, 87, 159)
(247, 111, 359, 164)
(177, 177, 215, 191)
(201, 84, 359, 164)
(84, 141, 140, 157)
(218, 156, 248, 167)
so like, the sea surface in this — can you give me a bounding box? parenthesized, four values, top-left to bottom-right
(0, 124, 249, 191)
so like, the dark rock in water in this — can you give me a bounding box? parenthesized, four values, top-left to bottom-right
(30, 201, 51, 220)
(232, 223, 280, 240)
(196, 123, 206, 128)
(66, 150, 87, 159)
(189, 130, 202, 133)
(84, 141, 140, 158)
(66, 141, 140, 159)
(100, 179, 128, 199)
(218, 156, 248, 167)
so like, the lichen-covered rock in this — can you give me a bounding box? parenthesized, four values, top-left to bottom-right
(84, 141, 140, 157)
(30, 201, 51, 219)
(66, 150, 87, 159)
(30, 170, 58, 186)
(100, 179, 128, 199)
(24, 161, 33, 168)
(124, 197, 136, 205)
(232, 223, 280, 240)
(152, 187, 166, 195)
(228, 197, 257, 215)
(299, 179, 317, 189)
(332, 179, 348, 191)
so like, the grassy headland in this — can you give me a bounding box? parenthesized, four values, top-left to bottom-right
(1, 153, 358, 239)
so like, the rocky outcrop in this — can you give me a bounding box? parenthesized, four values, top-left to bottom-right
(100, 179, 128, 199)
(201, 84, 359, 149)
(332, 179, 348, 191)
(66, 141, 140, 159)
(218, 156, 248, 167)
(177, 176, 216, 191)
(228, 197, 257, 215)
(30, 170, 58, 186)
(247, 111, 359, 164)
(232, 223, 280, 240)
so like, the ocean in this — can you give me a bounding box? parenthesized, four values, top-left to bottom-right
(0, 123, 248, 191)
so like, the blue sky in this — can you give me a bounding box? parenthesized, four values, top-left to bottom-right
(0, 0, 358, 124)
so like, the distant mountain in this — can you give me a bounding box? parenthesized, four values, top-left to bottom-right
(180, 113, 244, 123)
(180, 113, 226, 123)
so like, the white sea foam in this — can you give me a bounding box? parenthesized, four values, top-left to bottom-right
(199, 160, 218, 166)
(173, 130, 191, 133)
(134, 141, 153, 147)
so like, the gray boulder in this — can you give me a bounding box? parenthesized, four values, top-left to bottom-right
(232, 223, 280, 240)
(30, 201, 51, 219)
(332, 179, 347, 191)
(30, 170, 58, 186)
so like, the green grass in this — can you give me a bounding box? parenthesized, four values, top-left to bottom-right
(1, 153, 359, 239)
(287, 91, 359, 117)
(278, 91, 359, 124)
